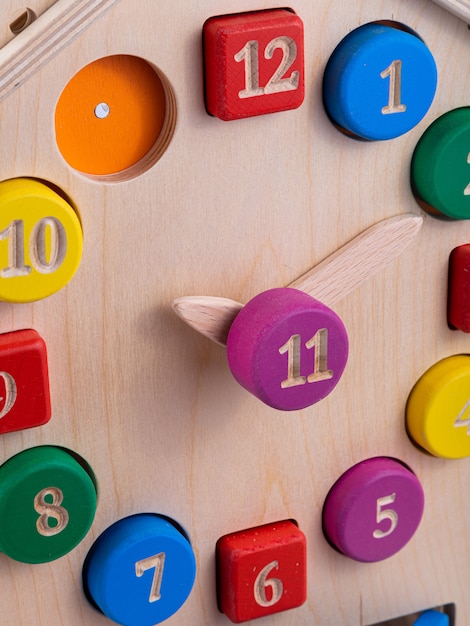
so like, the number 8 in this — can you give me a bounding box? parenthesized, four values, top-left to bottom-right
(34, 486, 69, 537)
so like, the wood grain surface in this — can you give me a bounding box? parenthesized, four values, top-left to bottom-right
(0, 0, 468, 624)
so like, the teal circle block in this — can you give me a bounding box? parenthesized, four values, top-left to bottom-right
(0, 445, 97, 563)
(411, 107, 470, 219)
(84, 513, 196, 626)
(323, 22, 437, 140)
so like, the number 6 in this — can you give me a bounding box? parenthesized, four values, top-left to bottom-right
(254, 560, 283, 608)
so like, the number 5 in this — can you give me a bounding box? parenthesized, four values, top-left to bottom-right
(373, 493, 398, 539)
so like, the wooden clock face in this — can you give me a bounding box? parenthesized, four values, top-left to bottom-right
(0, 0, 469, 625)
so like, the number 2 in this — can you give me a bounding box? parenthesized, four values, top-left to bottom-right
(235, 36, 299, 99)
(464, 152, 470, 196)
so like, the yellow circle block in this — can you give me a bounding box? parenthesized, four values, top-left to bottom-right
(406, 355, 470, 459)
(0, 178, 82, 303)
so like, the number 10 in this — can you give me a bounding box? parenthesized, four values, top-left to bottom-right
(0, 218, 66, 278)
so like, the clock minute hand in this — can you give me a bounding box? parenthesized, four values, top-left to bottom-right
(289, 213, 423, 306)
(172, 213, 424, 347)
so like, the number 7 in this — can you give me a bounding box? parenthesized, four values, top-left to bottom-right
(135, 552, 166, 602)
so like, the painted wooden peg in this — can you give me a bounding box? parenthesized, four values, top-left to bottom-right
(204, 9, 305, 121)
(406, 355, 470, 459)
(0, 329, 51, 434)
(0, 445, 97, 563)
(216, 520, 307, 623)
(323, 22, 437, 140)
(414, 610, 449, 625)
(322, 457, 424, 562)
(226, 288, 348, 411)
(172, 214, 422, 409)
(448, 243, 470, 331)
(84, 513, 196, 626)
(411, 107, 470, 219)
(0, 178, 83, 302)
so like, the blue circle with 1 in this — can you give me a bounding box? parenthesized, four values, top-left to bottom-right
(413, 610, 449, 625)
(323, 22, 437, 140)
(84, 513, 196, 626)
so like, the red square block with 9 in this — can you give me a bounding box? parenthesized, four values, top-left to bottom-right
(216, 519, 307, 623)
(0, 329, 51, 434)
(203, 9, 305, 121)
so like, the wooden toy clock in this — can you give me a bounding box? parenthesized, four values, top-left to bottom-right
(0, 0, 469, 624)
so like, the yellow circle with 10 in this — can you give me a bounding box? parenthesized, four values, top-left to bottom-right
(0, 178, 82, 303)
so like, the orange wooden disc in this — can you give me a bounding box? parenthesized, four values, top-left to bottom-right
(55, 55, 166, 177)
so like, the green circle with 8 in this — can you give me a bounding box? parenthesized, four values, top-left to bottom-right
(0, 446, 97, 563)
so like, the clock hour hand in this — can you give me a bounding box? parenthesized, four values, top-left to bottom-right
(172, 213, 423, 347)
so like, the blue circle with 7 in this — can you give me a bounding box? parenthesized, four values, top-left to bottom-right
(83, 513, 197, 626)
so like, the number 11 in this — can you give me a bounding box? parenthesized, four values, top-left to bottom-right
(279, 329, 333, 389)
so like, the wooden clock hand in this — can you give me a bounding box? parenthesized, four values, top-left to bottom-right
(428, 0, 470, 22)
(172, 213, 423, 347)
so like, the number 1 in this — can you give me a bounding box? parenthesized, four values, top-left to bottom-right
(381, 60, 406, 114)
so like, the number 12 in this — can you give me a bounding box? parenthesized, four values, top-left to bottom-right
(235, 36, 300, 99)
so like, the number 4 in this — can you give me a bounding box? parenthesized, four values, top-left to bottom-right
(454, 399, 470, 434)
